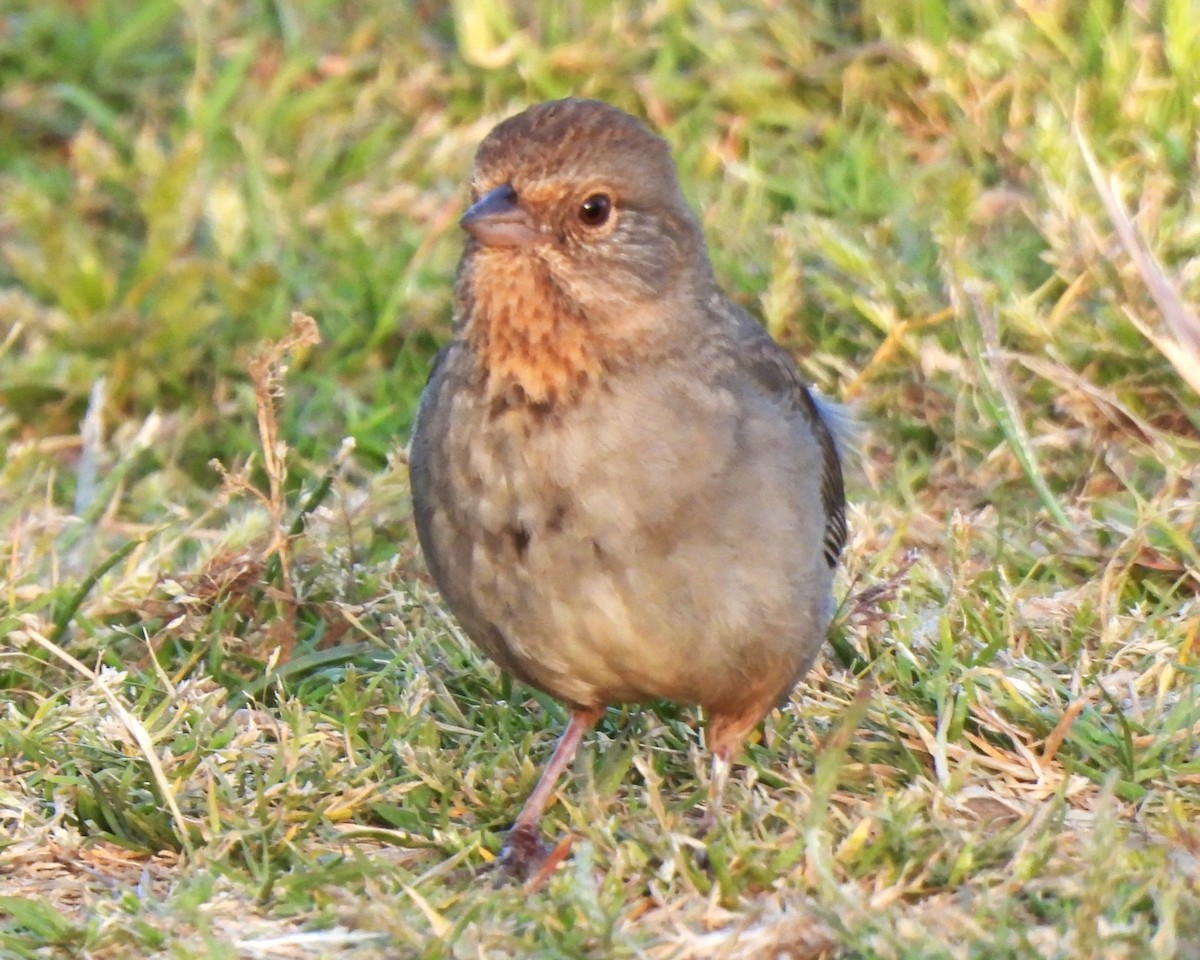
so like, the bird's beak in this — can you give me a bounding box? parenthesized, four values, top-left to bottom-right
(460, 184, 543, 248)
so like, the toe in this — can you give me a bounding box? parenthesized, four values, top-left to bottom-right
(497, 824, 549, 881)
(497, 826, 573, 889)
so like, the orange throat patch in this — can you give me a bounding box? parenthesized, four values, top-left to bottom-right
(463, 256, 606, 408)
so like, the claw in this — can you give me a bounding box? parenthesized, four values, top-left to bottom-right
(497, 826, 572, 890)
(498, 823, 549, 880)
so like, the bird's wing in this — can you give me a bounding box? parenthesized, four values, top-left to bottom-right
(409, 342, 458, 538)
(725, 307, 848, 569)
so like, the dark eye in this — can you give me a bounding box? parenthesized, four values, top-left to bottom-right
(578, 193, 612, 227)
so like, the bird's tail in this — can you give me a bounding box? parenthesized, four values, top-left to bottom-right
(811, 393, 861, 461)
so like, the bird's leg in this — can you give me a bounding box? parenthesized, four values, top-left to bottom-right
(692, 717, 752, 873)
(701, 710, 760, 837)
(700, 745, 733, 836)
(500, 706, 603, 881)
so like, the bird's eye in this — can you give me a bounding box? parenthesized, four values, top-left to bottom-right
(578, 193, 612, 228)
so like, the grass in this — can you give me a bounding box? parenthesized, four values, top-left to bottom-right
(2, 0, 1199, 956)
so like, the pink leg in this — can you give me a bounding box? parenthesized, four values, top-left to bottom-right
(700, 745, 733, 836)
(500, 706, 602, 879)
(701, 709, 762, 835)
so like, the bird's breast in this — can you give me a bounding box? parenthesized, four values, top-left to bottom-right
(461, 254, 607, 409)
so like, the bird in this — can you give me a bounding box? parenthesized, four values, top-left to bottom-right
(408, 98, 847, 881)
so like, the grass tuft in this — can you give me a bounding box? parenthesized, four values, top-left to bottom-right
(2, 0, 1198, 956)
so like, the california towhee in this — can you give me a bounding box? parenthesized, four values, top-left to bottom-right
(409, 98, 847, 880)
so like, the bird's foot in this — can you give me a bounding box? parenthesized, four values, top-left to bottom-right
(498, 824, 547, 879)
(497, 825, 572, 889)
(692, 823, 716, 874)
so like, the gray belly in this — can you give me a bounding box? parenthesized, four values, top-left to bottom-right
(412, 370, 833, 714)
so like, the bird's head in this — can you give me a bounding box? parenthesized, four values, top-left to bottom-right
(459, 99, 712, 319)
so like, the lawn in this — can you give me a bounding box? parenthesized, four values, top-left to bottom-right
(2, 1, 1198, 957)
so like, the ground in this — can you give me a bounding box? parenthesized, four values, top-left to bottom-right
(1, 1, 1198, 957)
